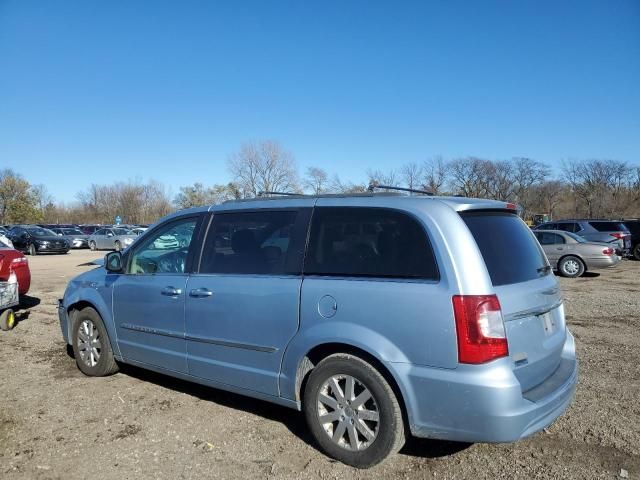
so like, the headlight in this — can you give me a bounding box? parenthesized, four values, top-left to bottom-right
(123, 238, 133, 244)
(36, 240, 49, 246)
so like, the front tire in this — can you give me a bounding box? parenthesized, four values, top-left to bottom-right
(71, 307, 119, 376)
(303, 354, 405, 468)
(114, 240, 121, 252)
(89, 241, 97, 251)
(28, 244, 37, 256)
(559, 255, 585, 278)
(0, 309, 16, 331)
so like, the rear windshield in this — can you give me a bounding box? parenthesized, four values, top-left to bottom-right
(589, 221, 629, 232)
(461, 211, 550, 286)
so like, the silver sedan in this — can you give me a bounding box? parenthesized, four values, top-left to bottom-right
(533, 229, 621, 278)
(88, 227, 137, 251)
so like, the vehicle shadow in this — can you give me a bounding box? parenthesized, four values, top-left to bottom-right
(118, 363, 471, 460)
(581, 272, 600, 278)
(13, 295, 41, 323)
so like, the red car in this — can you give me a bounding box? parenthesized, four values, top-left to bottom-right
(0, 246, 31, 295)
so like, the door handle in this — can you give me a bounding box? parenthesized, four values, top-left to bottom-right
(556, 247, 563, 250)
(189, 288, 213, 298)
(161, 286, 182, 296)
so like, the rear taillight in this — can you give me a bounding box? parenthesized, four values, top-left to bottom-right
(610, 233, 627, 239)
(11, 257, 28, 267)
(602, 248, 614, 255)
(453, 295, 509, 364)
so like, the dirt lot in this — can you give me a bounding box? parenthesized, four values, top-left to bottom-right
(1, 250, 639, 479)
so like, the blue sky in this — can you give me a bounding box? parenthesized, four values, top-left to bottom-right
(1, 0, 639, 203)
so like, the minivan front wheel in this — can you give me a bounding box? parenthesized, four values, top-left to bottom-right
(559, 255, 585, 278)
(303, 354, 405, 468)
(71, 307, 119, 376)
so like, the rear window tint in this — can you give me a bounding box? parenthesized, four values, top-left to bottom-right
(589, 221, 629, 232)
(462, 212, 549, 286)
(305, 207, 439, 280)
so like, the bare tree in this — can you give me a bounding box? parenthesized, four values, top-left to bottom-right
(366, 168, 398, 191)
(228, 140, 299, 197)
(422, 156, 449, 195)
(399, 163, 423, 193)
(329, 175, 367, 194)
(303, 167, 329, 194)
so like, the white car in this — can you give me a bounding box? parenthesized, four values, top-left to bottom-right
(0, 232, 13, 249)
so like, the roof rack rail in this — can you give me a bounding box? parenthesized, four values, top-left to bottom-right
(367, 183, 434, 196)
(257, 191, 302, 197)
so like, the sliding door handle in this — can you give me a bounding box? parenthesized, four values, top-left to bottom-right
(161, 286, 182, 297)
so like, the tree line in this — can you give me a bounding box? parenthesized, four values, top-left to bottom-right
(1, 140, 639, 225)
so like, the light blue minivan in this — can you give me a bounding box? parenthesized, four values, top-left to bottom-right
(58, 193, 577, 467)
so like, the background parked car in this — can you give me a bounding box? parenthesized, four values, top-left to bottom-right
(533, 229, 620, 277)
(0, 244, 30, 295)
(8, 226, 70, 255)
(50, 227, 90, 249)
(88, 227, 137, 251)
(79, 225, 103, 235)
(0, 226, 14, 248)
(534, 219, 632, 255)
(622, 219, 640, 260)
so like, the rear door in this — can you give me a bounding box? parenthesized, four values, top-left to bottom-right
(462, 212, 566, 392)
(184, 208, 311, 396)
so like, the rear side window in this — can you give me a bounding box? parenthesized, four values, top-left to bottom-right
(589, 221, 629, 232)
(462, 212, 549, 286)
(555, 222, 579, 233)
(535, 232, 565, 245)
(199, 210, 306, 275)
(304, 207, 439, 280)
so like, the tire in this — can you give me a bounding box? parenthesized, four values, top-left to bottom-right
(71, 307, 119, 376)
(633, 244, 640, 261)
(89, 241, 97, 251)
(558, 255, 585, 278)
(303, 354, 405, 468)
(0, 309, 16, 331)
(29, 244, 37, 256)
(114, 241, 121, 252)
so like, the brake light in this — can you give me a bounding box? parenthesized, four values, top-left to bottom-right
(505, 203, 517, 210)
(610, 233, 627, 239)
(11, 257, 28, 265)
(453, 295, 508, 364)
(602, 248, 614, 256)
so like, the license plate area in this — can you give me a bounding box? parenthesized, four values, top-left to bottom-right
(539, 310, 557, 336)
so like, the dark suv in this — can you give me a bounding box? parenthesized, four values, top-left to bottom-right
(622, 220, 640, 260)
(534, 220, 631, 255)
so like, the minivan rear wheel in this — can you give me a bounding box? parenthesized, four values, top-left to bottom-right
(559, 255, 585, 278)
(71, 307, 119, 376)
(303, 354, 405, 468)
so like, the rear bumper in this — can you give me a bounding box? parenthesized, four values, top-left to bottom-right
(586, 256, 621, 269)
(394, 330, 577, 443)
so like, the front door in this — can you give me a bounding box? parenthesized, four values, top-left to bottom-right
(113, 215, 200, 373)
(185, 208, 311, 396)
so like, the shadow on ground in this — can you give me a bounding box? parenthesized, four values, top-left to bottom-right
(118, 363, 471, 460)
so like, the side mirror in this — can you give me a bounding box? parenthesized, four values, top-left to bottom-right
(105, 251, 123, 273)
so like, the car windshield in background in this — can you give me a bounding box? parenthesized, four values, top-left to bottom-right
(27, 227, 56, 236)
(62, 229, 85, 235)
(461, 212, 549, 286)
(565, 232, 587, 243)
(589, 221, 629, 232)
(112, 228, 132, 235)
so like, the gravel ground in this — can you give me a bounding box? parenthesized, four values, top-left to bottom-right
(1, 250, 638, 479)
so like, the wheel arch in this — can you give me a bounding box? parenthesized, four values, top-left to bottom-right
(294, 342, 411, 431)
(64, 295, 120, 357)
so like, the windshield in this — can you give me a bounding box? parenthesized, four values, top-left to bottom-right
(26, 227, 56, 236)
(461, 211, 550, 286)
(565, 232, 587, 243)
(112, 228, 132, 235)
(63, 228, 84, 235)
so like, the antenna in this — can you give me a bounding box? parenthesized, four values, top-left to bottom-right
(367, 183, 434, 196)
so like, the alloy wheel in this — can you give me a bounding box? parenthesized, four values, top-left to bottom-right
(316, 374, 380, 451)
(77, 319, 102, 367)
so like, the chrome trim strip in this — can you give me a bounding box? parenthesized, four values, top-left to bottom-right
(120, 323, 183, 339)
(503, 299, 564, 322)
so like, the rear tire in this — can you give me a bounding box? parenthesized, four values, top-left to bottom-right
(633, 244, 640, 261)
(303, 354, 405, 468)
(558, 255, 585, 278)
(71, 307, 119, 376)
